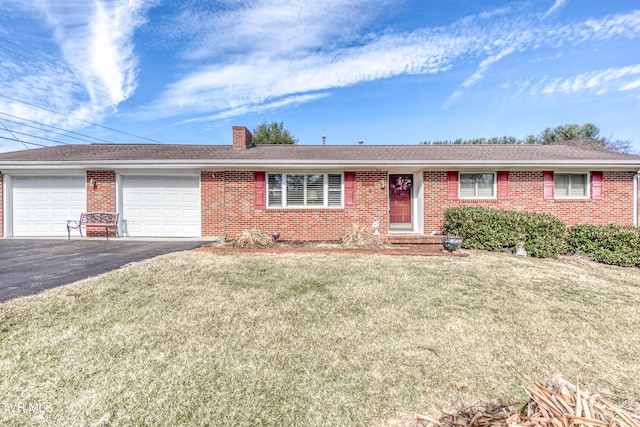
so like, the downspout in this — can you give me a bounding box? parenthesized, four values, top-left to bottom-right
(634, 170, 640, 227)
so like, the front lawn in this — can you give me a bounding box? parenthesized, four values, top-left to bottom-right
(1, 251, 639, 426)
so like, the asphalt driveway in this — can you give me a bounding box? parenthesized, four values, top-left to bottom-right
(0, 239, 209, 303)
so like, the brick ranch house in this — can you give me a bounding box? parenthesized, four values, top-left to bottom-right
(1, 126, 640, 240)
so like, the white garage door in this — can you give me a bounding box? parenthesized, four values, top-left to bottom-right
(122, 176, 201, 237)
(12, 176, 86, 237)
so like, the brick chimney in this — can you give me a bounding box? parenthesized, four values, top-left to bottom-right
(232, 126, 254, 149)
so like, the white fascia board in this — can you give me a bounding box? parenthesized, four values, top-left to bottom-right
(1, 158, 640, 171)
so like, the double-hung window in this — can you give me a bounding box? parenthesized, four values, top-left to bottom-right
(459, 173, 496, 198)
(554, 173, 588, 198)
(267, 173, 343, 208)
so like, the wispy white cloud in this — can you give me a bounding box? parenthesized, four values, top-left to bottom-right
(36, 0, 154, 106)
(153, 26, 483, 118)
(621, 79, 640, 91)
(155, 0, 390, 60)
(180, 93, 331, 123)
(530, 64, 640, 95)
(542, 0, 569, 20)
(149, 5, 511, 117)
(442, 47, 516, 108)
(0, 0, 154, 150)
(152, 5, 640, 119)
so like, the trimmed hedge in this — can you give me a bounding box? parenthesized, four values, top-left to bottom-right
(443, 206, 566, 258)
(566, 224, 640, 267)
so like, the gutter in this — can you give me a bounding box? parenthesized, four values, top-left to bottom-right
(2, 159, 640, 171)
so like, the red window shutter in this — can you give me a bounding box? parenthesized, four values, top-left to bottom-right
(543, 171, 554, 200)
(591, 171, 603, 200)
(497, 171, 509, 200)
(254, 172, 266, 209)
(344, 172, 355, 209)
(447, 171, 458, 200)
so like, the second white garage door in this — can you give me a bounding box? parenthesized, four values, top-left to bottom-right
(121, 176, 201, 237)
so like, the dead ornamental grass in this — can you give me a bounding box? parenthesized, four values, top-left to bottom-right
(339, 223, 388, 248)
(0, 251, 639, 426)
(232, 228, 276, 248)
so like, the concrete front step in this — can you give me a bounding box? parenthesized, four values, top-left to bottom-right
(386, 234, 443, 245)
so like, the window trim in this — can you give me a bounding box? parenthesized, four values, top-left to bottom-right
(267, 172, 344, 208)
(458, 172, 497, 200)
(553, 172, 590, 199)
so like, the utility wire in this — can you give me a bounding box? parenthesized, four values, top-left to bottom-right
(0, 113, 111, 144)
(0, 36, 217, 143)
(0, 94, 164, 144)
(0, 135, 47, 148)
(0, 120, 30, 149)
(2, 129, 72, 146)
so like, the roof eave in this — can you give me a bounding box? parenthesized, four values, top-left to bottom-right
(0, 159, 639, 171)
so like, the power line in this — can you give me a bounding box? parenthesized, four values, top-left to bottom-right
(0, 135, 47, 148)
(0, 120, 30, 149)
(0, 36, 215, 143)
(0, 36, 217, 144)
(0, 94, 164, 144)
(0, 112, 112, 144)
(2, 128, 71, 146)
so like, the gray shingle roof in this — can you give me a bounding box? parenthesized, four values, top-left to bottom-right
(1, 143, 639, 168)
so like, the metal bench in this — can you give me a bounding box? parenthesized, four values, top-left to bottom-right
(67, 212, 119, 240)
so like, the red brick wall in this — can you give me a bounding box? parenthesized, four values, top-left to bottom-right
(0, 173, 3, 238)
(423, 170, 637, 233)
(201, 171, 389, 240)
(86, 170, 117, 237)
(201, 171, 226, 237)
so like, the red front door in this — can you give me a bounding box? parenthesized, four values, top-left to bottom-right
(389, 174, 412, 228)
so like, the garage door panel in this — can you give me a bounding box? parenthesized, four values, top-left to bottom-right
(164, 224, 180, 233)
(183, 193, 198, 203)
(125, 192, 143, 202)
(122, 176, 200, 237)
(12, 176, 86, 237)
(145, 193, 162, 203)
(164, 193, 180, 203)
(71, 193, 85, 202)
(145, 208, 162, 218)
(34, 192, 49, 202)
(183, 209, 199, 219)
(52, 192, 68, 202)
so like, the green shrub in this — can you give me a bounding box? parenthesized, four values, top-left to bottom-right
(566, 224, 640, 267)
(443, 206, 566, 258)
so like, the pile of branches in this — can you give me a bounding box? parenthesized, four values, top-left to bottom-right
(415, 375, 639, 427)
(338, 223, 386, 248)
(232, 228, 276, 248)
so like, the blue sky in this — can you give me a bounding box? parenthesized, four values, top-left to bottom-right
(1, 0, 640, 153)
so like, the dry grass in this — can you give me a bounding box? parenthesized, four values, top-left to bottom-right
(232, 228, 276, 248)
(0, 251, 639, 426)
(339, 223, 388, 248)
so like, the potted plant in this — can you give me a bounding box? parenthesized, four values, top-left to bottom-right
(441, 235, 463, 253)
